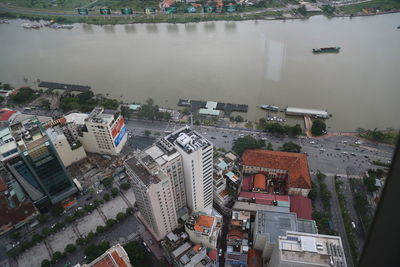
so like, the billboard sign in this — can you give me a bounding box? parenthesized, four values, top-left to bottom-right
(100, 8, 111, 15)
(225, 5, 237, 12)
(203, 6, 216, 13)
(185, 6, 197, 13)
(165, 7, 177, 14)
(114, 126, 126, 146)
(121, 8, 133, 15)
(78, 8, 89, 15)
(112, 117, 125, 139)
(144, 8, 156, 15)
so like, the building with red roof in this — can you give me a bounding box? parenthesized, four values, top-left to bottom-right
(242, 150, 311, 197)
(253, 173, 266, 190)
(0, 108, 19, 127)
(83, 244, 132, 267)
(238, 192, 290, 207)
(290, 195, 313, 220)
(247, 249, 262, 267)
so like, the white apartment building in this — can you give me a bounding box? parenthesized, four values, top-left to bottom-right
(124, 154, 178, 240)
(143, 138, 187, 213)
(65, 107, 127, 155)
(165, 126, 213, 214)
(46, 126, 86, 167)
(269, 231, 347, 267)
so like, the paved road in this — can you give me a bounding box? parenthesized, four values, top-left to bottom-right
(325, 174, 354, 267)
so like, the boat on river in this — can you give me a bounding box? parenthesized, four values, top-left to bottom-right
(312, 47, 341, 53)
(48, 23, 74, 29)
(0, 19, 9, 24)
(260, 104, 279, 112)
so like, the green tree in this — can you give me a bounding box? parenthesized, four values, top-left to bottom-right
(76, 237, 86, 246)
(144, 130, 151, 136)
(52, 251, 63, 262)
(308, 181, 318, 201)
(37, 214, 49, 224)
(103, 193, 111, 202)
(280, 142, 301, 153)
(86, 232, 96, 242)
(234, 115, 244, 122)
(77, 91, 94, 105)
(41, 259, 51, 267)
(40, 99, 51, 109)
(116, 212, 127, 221)
(2, 83, 12, 91)
(311, 120, 327, 136)
(106, 218, 117, 228)
(64, 215, 75, 224)
(124, 241, 145, 264)
(42, 227, 52, 237)
(288, 124, 302, 137)
(50, 205, 64, 217)
(6, 248, 19, 258)
(101, 177, 113, 188)
(10, 87, 37, 104)
(232, 136, 265, 156)
(126, 207, 134, 214)
(120, 183, 131, 190)
(96, 225, 105, 234)
(32, 233, 43, 243)
(266, 142, 274, 151)
(85, 241, 110, 262)
(111, 187, 119, 197)
(364, 174, 378, 193)
(65, 244, 76, 253)
(0, 96, 4, 103)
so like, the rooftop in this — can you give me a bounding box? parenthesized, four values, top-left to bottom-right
(65, 113, 89, 125)
(253, 174, 266, 190)
(278, 231, 347, 267)
(256, 210, 298, 244)
(85, 244, 131, 267)
(286, 107, 329, 117)
(124, 156, 161, 186)
(144, 140, 180, 167)
(290, 195, 313, 220)
(9, 117, 48, 152)
(166, 126, 211, 154)
(0, 109, 17, 121)
(247, 249, 262, 267)
(242, 150, 311, 189)
(86, 107, 119, 125)
(233, 201, 290, 213)
(238, 192, 290, 206)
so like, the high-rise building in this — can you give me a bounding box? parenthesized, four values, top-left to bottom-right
(3, 117, 77, 210)
(165, 126, 213, 214)
(124, 154, 178, 239)
(65, 107, 127, 155)
(143, 139, 186, 213)
(269, 231, 347, 267)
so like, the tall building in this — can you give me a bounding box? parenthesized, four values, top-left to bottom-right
(143, 139, 187, 213)
(3, 117, 77, 210)
(66, 107, 127, 155)
(165, 126, 213, 214)
(269, 231, 347, 267)
(124, 154, 178, 239)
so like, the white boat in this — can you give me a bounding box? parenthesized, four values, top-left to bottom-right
(260, 104, 279, 112)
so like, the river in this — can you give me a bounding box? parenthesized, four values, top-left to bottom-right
(0, 14, 399, 131)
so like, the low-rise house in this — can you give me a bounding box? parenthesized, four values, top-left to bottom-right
(185, 213, 222, 250)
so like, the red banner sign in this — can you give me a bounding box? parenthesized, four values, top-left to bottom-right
(112, 117, 125, 138)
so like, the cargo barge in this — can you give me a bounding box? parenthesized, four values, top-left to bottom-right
(312, 47, 341, 53)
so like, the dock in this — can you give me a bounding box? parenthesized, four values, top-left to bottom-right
(304, 115, 313, 137)
(178, 99, 248, 115)
(286, 107, 329, 119)
(38, 82, 91, 92)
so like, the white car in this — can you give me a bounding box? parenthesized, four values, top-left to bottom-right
(310, 141, 315, 144)
(351, 222, 356, 229)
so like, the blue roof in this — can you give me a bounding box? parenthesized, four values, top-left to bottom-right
(218, 161, 228, 170)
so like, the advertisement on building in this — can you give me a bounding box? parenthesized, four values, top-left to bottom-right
(111, 118, 125, 138)
(114, 126, 126, 146)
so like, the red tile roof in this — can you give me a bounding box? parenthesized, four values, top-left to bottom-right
(253, 174, 266, 190)
(247, 249, 262, 267)
(208, 249, 217, 261)
(219, 190, 228, 198)
(0, 109, 17, 121)
(242, 175, 253, 191)
(197, 215, 214, 228)
(227, 229, 244, 240)
(290, 195, 313, 220)
(242, 150, 311, 189)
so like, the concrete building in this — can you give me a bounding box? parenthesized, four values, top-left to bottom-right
(3, 117, 77, 210)
(0, 108, 19, 127)
(67, 107, 127, 155)
(253, 210, 298, 259)
(185, 213, 222, 250)
(124, 154, 178, 239)
(76, 244, 132, 267)
(169, 243, 214, 267)
(165, 126, 213, 214)
(46, 126, 86, 167)
(242, 150, 312, 197)
(269, 231, 347, 267)
(143, 139, 187, 213)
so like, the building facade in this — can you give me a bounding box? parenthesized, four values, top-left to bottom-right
(166, 126, 213, 214)
(125, 154, 178, 239)
(185, 213, 222, 250)
(4, 117, 77, 210)
(143, 139, 187, 213)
